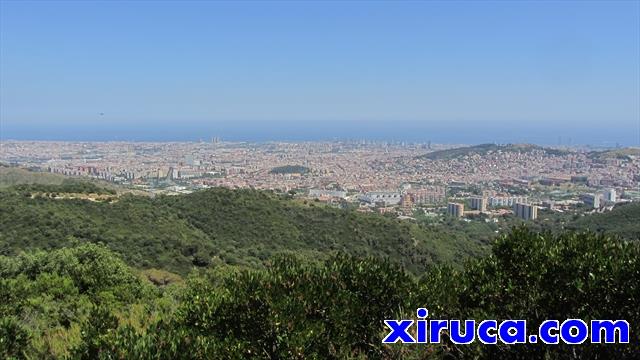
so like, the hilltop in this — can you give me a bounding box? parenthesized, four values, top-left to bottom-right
(0, 164, 68, 187)
(0, 164, 127, 194)
(588, 147, 640, 160)
(418, 143, 569, 160)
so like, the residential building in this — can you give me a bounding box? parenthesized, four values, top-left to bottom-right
(513, 203, 538, 220)
(447, 202, 464, 217)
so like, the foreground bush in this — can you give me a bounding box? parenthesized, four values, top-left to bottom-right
(1, 228, 639, 359)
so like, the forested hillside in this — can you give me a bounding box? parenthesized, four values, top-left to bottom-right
(567, 202, 640, 240)
(0, 184, 489, 275)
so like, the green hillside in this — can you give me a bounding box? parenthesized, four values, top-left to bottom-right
(0, 165, 124, 194)
(567, 202, 640, 240)
(0, 165, 67, 187)
(0, 184, 489, 275)
(419, 143, 568, 160)
(588, 147, 640, 160)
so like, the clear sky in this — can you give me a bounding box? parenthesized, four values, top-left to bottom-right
(1, 0, 639, 145)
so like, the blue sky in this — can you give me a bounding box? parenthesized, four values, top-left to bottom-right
(1, 0, 639, 145)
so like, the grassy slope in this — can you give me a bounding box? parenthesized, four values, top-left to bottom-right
(0, 166, 67, 187)
(0, 166, 127, 194)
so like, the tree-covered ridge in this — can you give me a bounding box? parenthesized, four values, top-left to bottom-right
(164, 188, 489, 271)
(418, 143, 568, 160)
(0, 185, 489, 275)
(495, 201, 640, 243)
(588, 147, 640, 160)
(12, 181, 117, 195)
(566, 202, 640, 240)
(2, 229, 638, 359)
(0, 189, 213, 274)
(3, 180, 638, 277)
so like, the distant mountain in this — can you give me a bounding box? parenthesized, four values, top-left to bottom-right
(418, 143, 569, 160)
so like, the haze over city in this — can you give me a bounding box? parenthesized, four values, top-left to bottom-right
(1, 1, 639, 145)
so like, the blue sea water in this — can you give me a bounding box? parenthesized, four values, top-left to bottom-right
(1, 120, 637, 147)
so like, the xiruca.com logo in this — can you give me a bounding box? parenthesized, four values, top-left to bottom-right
(383, 309, 630, 345)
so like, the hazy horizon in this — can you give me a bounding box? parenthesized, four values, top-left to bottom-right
(1, 1, 639, 146)
(1, 119, 637, 146)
